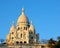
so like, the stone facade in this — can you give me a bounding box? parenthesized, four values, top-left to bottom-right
(5, 8, 49, 48)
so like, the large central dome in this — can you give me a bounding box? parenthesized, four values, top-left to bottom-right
(17, 8, 29, 23)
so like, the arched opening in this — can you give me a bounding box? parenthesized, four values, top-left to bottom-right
(21, 34, 22, 38)
(31, 36, 33, 39)
(12, 37, 14, 39)
(20, 41, 22, 44)
(12, 32, 14, 34)
(24, 27, 27, 30)
(16, 41, 19, 44)
(24, 41, 26, 44)
(17, 27, 20, 30)
(24, 33, 26, 39)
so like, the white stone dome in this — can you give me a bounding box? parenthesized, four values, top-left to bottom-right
(29, 21, 35, 33)
(17, 8, 29, 23)
(10, 21, 15, 31)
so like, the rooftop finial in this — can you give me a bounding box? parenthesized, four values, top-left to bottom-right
(22, 8, 24, 14)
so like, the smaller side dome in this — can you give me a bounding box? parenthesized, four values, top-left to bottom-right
(29, 21, 35, 33)
(10, 21, 15, 31)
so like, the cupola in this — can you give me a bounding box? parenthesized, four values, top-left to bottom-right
(17, 8, 29, 23)
(10, 21, 15, 31)
(29, 21, 35, 34)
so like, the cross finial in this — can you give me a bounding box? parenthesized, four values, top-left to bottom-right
(22, 8, 24, 14)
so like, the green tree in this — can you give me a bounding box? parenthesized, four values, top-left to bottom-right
(54, 37, 60, 48)
(48, 38, 56, 48)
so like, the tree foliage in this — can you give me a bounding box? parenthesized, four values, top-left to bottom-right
(54, 40, 60, 48)
(48, 37, 60, 48)
(48, 38, 56, 48)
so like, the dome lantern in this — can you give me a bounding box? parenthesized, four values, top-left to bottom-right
(22, 8, 24, 15)
(17, 8, 29, 24)
(29, 21, 35, 34)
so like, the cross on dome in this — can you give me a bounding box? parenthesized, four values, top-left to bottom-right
(22, 8, 24, 15)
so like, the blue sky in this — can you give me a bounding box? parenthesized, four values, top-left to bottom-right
(0, 0, 60, 41)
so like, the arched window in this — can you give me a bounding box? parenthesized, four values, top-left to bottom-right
(12, 37, 14, 39)
(17, 27, 20, 30)
(24, 27, 27, 30)
(12, 32, 14, 34)
(24, 33, 26, 39)
(24, 41, 26, 44)
(21, 34, 22, 38)
(31, 36, 33, 39)
(16, 41, 19, 44)
(24, 27, 25, 30)
(25, 27, 27, 30)
(20, 41, 22, 44)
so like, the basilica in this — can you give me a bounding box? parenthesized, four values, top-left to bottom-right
(6, 8, 49, 48)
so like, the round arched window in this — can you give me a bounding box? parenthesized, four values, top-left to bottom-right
(21, 34, 22, 38)
(20, 41, 22, 44)
(24, 27, 27, 30)
(12, 37, 14, 39)
(24, 41, 26, 44)
(31, 36, 33, 39)
(17, 27, 20, 30)
(16, 41, 19, 44)
(12, 32, 14, 34)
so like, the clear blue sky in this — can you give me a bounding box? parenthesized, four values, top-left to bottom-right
(0, 0, 60, 41)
